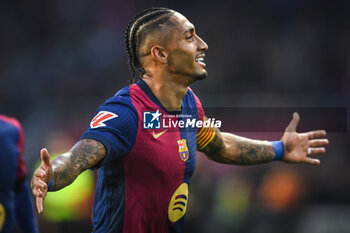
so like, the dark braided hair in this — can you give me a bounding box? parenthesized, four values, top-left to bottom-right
(125, 7, 174, 83)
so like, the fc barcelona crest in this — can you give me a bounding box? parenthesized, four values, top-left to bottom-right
(177, 139, 189, 162)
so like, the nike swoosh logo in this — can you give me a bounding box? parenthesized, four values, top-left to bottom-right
(153, 129, 168, 139)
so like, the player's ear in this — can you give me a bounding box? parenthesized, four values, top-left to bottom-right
(150, 45, 168, 63)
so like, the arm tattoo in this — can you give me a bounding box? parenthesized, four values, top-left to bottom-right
(236, 141, 273, 165)
(200, 128, 275, 165)
(50, 139, 106, 191)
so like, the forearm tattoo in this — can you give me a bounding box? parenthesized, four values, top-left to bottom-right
(200, 128, 274, 165)
(50, 139, 106, 191)
(236, 141, 274, 165)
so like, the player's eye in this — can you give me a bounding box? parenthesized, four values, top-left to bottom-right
(186, 34, 194, 41)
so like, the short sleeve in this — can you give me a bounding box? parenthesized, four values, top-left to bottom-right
(80, 92, 138, 168)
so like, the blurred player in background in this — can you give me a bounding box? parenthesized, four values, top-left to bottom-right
(0, 115, 38, 233)
(31, 8, 329, 233)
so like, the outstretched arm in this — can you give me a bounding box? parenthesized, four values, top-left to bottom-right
(31, 138, 106, 214)
(199, 112, 329, 165)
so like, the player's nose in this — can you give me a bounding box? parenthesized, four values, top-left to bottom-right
(197, 35, 208, 51)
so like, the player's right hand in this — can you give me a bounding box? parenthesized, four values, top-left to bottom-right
(31, 148, 53, 214)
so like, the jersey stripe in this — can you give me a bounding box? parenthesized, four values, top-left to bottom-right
(197, 126, 216, 150)
(197, 127, 211, 145)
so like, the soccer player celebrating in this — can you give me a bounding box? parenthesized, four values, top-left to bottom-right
(31, 8, 329, 233)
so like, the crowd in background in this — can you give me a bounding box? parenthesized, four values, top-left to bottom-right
(1, 0, 349, 232)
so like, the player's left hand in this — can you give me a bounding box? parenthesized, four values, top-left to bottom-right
(281, 112, 329, 165)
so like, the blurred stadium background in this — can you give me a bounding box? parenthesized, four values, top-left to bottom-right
(1, 0, 349, 232)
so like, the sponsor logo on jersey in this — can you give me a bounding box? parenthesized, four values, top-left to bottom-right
(168, 183, 188, 223)
(90, 111, 118, 128)
(143, 110, 161, 129)
(177, 139, 189, 162)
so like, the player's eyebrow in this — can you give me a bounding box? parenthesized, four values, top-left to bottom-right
(183, 27, 195, 35)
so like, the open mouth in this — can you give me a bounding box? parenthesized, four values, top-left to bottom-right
(195, 54, 206, 67)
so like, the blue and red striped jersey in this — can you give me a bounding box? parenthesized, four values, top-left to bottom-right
(81, 79, 215, 233)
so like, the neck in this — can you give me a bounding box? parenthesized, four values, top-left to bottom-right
(142, 72, 190, 111)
